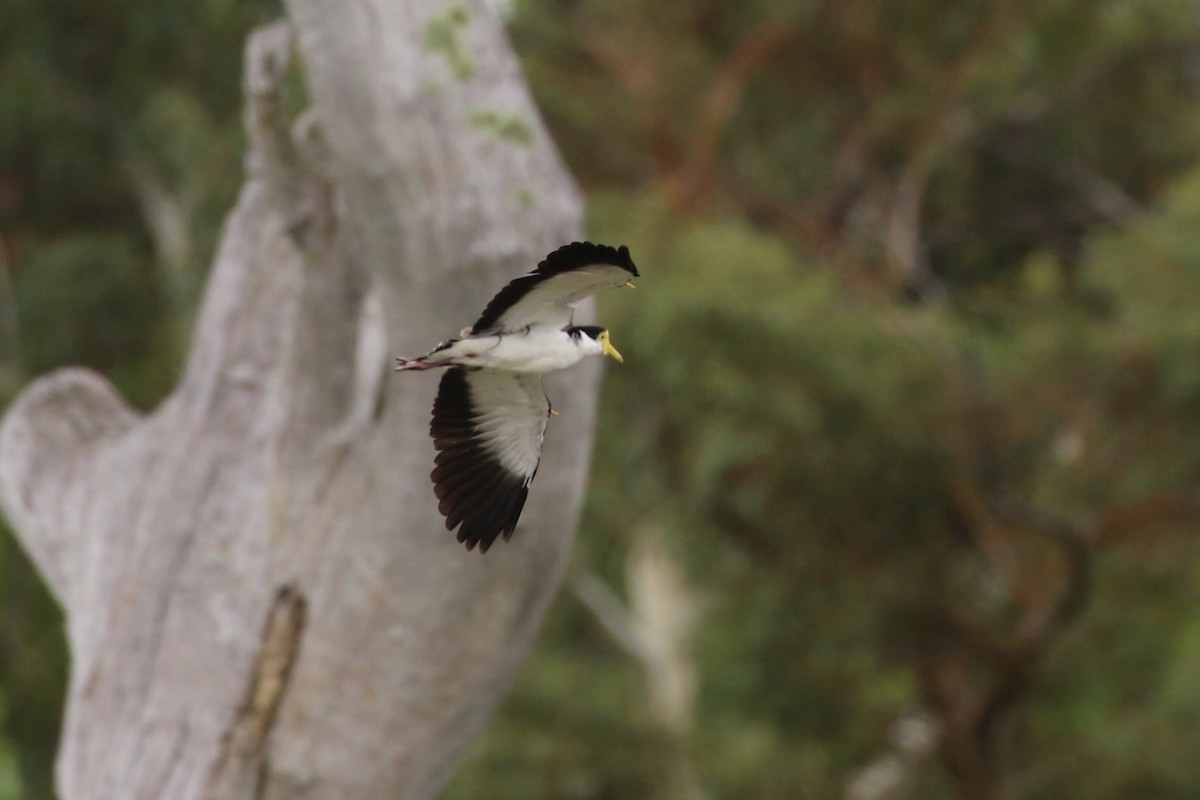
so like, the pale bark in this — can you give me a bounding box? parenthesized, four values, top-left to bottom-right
(572, 527, 704, 800)
(122, 152, 195, 318)
(844, 710, 940, 800)
(0, 3, 592, 798)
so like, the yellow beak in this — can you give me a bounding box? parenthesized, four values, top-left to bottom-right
(599, 330, 624, 363)
(624, 280, 636, 288)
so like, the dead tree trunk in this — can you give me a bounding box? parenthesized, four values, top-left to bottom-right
(0, 2, 591, 798)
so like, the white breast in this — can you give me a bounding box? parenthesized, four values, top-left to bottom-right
(435, 327, 597, 374)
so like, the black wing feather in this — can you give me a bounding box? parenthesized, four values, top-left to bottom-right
(430, 368, 540, 551)
(458, 480, 527, 553)
(471, 241, 638, 333)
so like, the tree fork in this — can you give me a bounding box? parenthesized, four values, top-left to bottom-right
(0, 3, 593, 798)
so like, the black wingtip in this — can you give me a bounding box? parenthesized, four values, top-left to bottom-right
(537, 241, 638, 278)
(471, 241, 639, 333)
(616, 244, 639, 277)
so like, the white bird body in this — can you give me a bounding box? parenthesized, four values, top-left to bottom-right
(416, 326, 607, 373)
(394, 241, 639, 552)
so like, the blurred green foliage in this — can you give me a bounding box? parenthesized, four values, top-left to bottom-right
(0, 532, 64, 800)
(450, 174, 1200, 798)
(3, 0, 1200, 798)
(450, 1, 1200, 796)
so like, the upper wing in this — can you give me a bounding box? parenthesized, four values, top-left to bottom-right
(429, 367, 550, 552)
(471, 241, 638, 334)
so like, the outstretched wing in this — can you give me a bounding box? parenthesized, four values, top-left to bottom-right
(430, 367, 550, 551)
(471, 241, 638, 334)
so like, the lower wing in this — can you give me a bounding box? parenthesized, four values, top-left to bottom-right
(429, 367, 549, 551)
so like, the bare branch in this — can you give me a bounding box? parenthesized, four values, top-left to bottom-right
(571, 571, 647, 661)
(846, 709, 940, 800)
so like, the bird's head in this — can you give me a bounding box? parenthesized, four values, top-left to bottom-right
(569, 325, 624, 363)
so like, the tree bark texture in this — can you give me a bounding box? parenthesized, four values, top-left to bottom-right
(0, 3, 591, 798)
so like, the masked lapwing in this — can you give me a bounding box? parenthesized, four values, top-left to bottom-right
(395, 241, 638, 552)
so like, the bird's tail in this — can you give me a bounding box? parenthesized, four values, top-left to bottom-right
(396, 336, 470, 371)
(394, 357, 437, 371)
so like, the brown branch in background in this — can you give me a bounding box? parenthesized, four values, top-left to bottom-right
(962, 487, 1200, 788)
(1094, 491, 1200, 547)
(585, 14, 797, 199)
(951, 482, 1023, 595)
(910, 479, 1094, 797)
(670, 18, 798, 212)
(990, 498, 1092, 648)
(916, 649, 994, 800)
(582, 28, 681, 181)
(840, 2, 1024, 295)
(916, 476, 1200, 800)
(0, 236, 20, 397)
(972, 499, 1092, 761)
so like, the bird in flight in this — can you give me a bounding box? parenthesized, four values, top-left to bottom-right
(395, 241, 639, 552)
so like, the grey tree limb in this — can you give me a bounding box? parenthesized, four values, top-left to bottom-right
(572, 528, 705, 800)
(0, 3, 593, 798)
